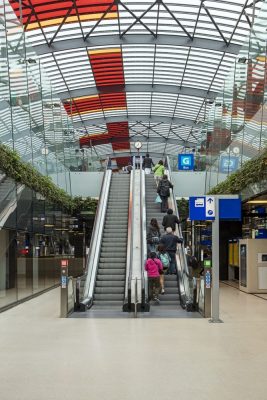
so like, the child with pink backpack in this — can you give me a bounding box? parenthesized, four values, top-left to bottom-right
(145, 252, 163, 304)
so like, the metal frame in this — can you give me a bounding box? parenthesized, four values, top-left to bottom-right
(81, 167, 112, 308)
(165, 155, 193, 310)
(123, 155, 135, 311)
(34, 36, 243, 57)
(5, 0, 264, 161)
(58, 85, 217, 101)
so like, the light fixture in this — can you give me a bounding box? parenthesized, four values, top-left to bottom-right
(247, 200, 267, 204)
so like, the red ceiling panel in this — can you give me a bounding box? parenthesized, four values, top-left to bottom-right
(9, 0, 117, 29)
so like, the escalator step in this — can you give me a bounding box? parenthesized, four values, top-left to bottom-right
(95, 287, 124, 294)
(97, 274, 125, 281)
(97, 268, 125, 274)
(95, 280, 124, 287)
(94, 294, 124, 301)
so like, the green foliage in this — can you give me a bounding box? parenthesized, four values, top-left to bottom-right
(72, 196, 98, 215)
(208, 148, 267, 194)
(0, 143, 97, 214)
(177, 198, 189, 220)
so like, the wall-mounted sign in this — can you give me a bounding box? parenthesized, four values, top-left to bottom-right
(220, 156, 239, 173)
(178, 154, 194, 171)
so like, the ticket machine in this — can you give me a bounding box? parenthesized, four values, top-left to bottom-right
(239, 239, 267, 293)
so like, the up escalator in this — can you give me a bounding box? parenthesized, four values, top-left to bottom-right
(94, 174, 130, 307)
(81, 169, 132, 311)
(144, 174, 180, 307)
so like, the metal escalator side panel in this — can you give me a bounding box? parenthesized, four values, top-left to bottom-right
(123, 158, 135, 311)
(82, 169, 112, 307)
(140, 163, 148, 309)
(165, 156, 191, 309)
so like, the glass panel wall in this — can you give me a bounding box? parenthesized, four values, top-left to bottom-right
(202, 0, 267, 195)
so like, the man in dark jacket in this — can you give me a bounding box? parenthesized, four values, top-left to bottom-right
(142, 153, 154, 174)
(162, 208, 181, 231)
(157, 175, 173, 213)
(159, 227, 183, 274)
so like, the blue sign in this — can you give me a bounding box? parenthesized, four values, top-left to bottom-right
(178, 154, 194, 171)
(219, 198, 242, 220)
(220, 156, 239, 173)
(189, 197, 242, 221)
(205, 270, 211, 289)
(189, 197, 215, 221)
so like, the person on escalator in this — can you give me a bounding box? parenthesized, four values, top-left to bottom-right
(153, 160, 165, 186)
(146, 218, 161, 255)
(157, 176, 173, 213)
(159, 227, 183, 275)
(145, 252, 163, 304)
(162, 208, 181, 232)
(142, 153, 154, 174)
(157, 244, 171, 294)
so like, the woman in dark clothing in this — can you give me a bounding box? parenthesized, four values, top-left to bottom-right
(142, 153, 154, 174)
(146, 218, 161, 255)
(157, 175, 173, 213)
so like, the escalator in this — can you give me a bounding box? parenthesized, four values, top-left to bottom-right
(141, 157, 195, 314)
(144, 174, 180, 307)
(93, 174, 130, 307)
(0, 174, 25, 228)
(81, 168, 133, 311)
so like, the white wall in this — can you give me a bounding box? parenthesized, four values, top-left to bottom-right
(70, 172, 104, 197)
(51, 171, 226, 198)
(172, 171, 226, 197)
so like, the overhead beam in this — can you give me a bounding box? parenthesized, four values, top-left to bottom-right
(58, 84, 217, 101)
(73, 115, 200, 128)
(80, 134, 196, 148)
(34, 35, 241, 56)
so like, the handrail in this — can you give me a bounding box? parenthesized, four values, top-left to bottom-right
(124, 156, 135, 311)
(139, 156, 148, 309)
(82, 166, 112, 308)
(165, 156, 193, 309)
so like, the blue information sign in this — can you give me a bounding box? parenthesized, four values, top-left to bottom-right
(178, 154, 194, 171)
(219, 156, 239, 173)
(189, 197, 241, 221)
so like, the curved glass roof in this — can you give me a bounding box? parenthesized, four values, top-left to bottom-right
(8, 0, 263, 158)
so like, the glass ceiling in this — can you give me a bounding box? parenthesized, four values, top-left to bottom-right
(7, 0, 264, 159)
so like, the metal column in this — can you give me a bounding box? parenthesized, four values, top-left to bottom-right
(210, 196, 223, 323)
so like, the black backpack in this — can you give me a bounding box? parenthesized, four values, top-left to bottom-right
(159, 180, 170, 197)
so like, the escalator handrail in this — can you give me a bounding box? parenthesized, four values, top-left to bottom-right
(165, 156, 190, 308)
(124, 156, 135, 309)
(83, 166, 112, 302)
(139, 156, 148, 307)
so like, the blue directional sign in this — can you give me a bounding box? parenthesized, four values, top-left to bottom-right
(189, 196, 215, 221)
(189, 197, 241, 221)
(178, 154, 194, 171)
(220, 156, 239, 173)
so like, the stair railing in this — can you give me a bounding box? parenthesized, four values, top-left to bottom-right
(81, 162, 112, 309)
(165, 156, 194, 310)
(123, 156, 135, 311)
(139, 156, 148, 309)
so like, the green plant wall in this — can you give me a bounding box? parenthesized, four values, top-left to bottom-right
(0, 144, 97, 214)
(208, 148, 267, 194)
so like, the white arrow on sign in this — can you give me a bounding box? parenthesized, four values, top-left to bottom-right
(205, 196, 215, 218)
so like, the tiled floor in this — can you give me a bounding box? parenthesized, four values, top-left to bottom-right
(0, 284, 267, 400)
